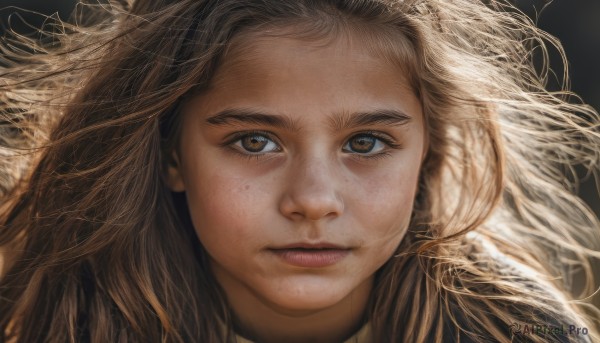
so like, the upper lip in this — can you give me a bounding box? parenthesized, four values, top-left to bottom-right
(270, 242, 349, 250)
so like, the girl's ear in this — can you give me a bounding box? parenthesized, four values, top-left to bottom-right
(166, 151, 186, 192)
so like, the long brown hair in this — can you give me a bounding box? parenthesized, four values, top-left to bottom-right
(1, 0, 599, 342)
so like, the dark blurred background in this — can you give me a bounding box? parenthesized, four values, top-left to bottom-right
(514, 0, 600, 218)
(1, 0, 600, 313)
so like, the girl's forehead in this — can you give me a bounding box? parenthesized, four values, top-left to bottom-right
(182, 29, 423, 131)
(210, 26, 416, 91)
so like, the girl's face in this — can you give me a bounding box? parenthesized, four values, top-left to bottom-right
(168, 32, 426, 315)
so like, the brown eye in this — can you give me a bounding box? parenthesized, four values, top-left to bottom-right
(342, 133, 389, 156)
(242, 135, 269, 152)
(232, 133, 280, 154)
(348, 135, 376, 153)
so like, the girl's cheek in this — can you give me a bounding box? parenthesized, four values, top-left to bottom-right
(187, 173, 271, 237)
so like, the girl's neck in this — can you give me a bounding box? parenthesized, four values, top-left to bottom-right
(218, 271, 373, 343)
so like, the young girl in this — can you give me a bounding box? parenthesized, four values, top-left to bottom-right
(1, 0, 599, 342)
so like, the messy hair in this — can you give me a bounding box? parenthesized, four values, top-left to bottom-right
(1, 0, 599, 342)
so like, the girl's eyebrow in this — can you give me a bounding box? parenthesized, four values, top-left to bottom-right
(204, 107, 412, 131)
(329, 109, 412, 130)
(205, 108, 300, 131)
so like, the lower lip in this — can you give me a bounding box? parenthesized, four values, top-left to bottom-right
(270, 249, 350, 268)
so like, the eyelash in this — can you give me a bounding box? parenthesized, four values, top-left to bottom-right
(343, 131, 401, 160)
(222, 130, 401, 160)
(222, 130, 281, 161)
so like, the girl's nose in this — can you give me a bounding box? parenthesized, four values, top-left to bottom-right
(278, 159, 344, 222)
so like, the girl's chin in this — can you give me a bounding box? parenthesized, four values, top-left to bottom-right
(261, 295, 348, 315)
(254, 276, 371, 314)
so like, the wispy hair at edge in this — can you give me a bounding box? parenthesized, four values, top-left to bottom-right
(0, 0, 599, 342)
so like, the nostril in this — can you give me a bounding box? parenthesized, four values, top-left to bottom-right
(288, 211, 305, 221)
(278, 163, 344, 221)
(280, 193, 344, 221)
